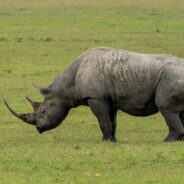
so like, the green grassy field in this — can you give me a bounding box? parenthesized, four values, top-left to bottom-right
(1, 0, 184, 183)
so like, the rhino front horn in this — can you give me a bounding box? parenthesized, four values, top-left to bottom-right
(4, 99, 36, 125)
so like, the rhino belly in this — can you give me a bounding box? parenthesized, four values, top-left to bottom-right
(115, 96, 159, 116)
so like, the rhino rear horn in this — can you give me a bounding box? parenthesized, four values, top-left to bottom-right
(4, 99, 36, 125)
(25, 96, 41, 111)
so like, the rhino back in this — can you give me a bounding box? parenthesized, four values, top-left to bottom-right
(75, 47, 167, 115)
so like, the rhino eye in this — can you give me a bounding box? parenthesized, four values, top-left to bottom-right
(42, 110, 46, 114)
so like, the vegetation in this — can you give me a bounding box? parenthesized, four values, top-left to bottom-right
(1, 0, 184, 183)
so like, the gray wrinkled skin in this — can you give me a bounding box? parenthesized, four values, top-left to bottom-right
(6, 47, 184, 142)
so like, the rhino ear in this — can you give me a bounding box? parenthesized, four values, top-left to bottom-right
(37, 86, 51, 96)
(33, 83, 52, 96)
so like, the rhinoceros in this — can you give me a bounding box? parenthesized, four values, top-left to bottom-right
(4, 47, 184, 142)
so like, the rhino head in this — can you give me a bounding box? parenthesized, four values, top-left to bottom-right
(4, 86, 70, 133)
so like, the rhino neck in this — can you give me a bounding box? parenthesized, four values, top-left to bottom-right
(50, 57, 84, 107)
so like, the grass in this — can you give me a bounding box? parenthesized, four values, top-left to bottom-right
(1, 0, 184, 183)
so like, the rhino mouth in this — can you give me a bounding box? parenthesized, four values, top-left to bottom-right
(36, 126, 43, 134)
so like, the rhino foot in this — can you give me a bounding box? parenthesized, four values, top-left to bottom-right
(164, 135, 178, 142)
(102, 136, 117, 142)
(177, 133, 184, 141)
(164, 133, 184, 142)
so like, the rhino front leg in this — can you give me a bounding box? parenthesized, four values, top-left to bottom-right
(161, 111, 184, 142)
(88, 98, 116, 142)
(110, 109, 117, 142)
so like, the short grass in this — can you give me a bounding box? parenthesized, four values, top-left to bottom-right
(1, 0, 184, 183)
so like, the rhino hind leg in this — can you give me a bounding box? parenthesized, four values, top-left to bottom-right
(88, 98, 117, 142)
(179, 111, 184, 127)
(177, 112, 184, 141)
(161, 112, 184, 142)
